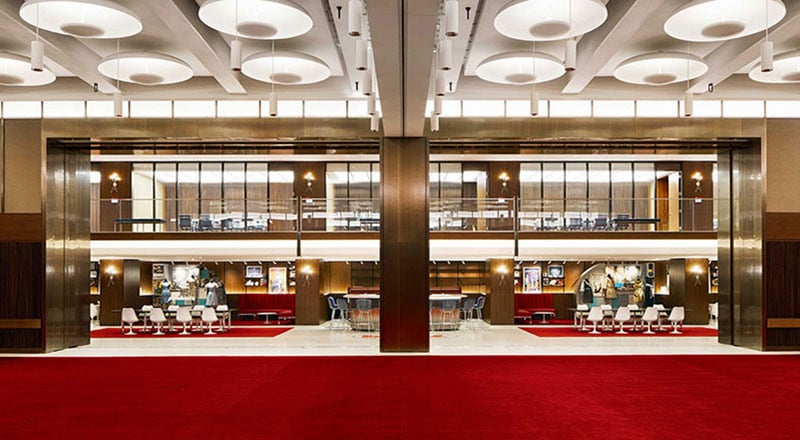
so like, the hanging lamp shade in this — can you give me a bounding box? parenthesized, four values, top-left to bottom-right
(749, 50, 800, 83)
(30, 40, 44, 72)
(613, 52, 707, 86)
(98, 52, 194, 85)
(439, 39, 453, 71)
(19, 0, 142, 39)
(664, 0, 785, 42)
(199, 0, 312, 40)
(0, 52, 55, 86)
(476, 51, 565, 85)
(445, 0, 459, 37)
(355, 39, 368, 71)
(494, 0, 607, 41)
(230, 39, 242, 71)
(348, 0, 362, 37)
(241, 51, 331, 85)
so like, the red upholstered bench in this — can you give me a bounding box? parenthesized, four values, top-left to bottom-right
(515, 294, 556, 324)
(236, 294, 295, 324)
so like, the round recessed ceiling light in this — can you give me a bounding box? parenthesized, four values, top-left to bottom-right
(0, 52, 56, 86)
(241, 51, 331, 85)
(19, 0, 142, 39)
(613, 52, 708, 86)
(664, 0, 786, 42)
(749, 50, 800, 83)
(199, 0, 312, 40)
(476, 51, 565, 85)
(494, 0, 608, 41)
(98, 52, 194, 85)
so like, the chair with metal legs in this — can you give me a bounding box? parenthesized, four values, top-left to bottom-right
(326, 295, 342, 330)
(335, 298, 350, 330)
(473, 295, 486, 324)
(438, 299, 459, 331)
(355, 299, 374, 332)
(460, 297, 476, 330)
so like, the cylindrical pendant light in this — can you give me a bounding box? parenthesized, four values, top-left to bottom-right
(434, 95, 443, 115)
(761, 41, 774, 72)
(565, 38, 577, 72)
(438, 39, 452, 71)
(348, 0, 362, 37)
(268, 92, 278, 117)
(370, 113, 379, 132)
(362, 69, 373, 96)
(31, 40, 44, 72)
(435, 71, 446, 96)
(684, 92, 693, 117)
(445, 0, 459, 37)
(430, 111, 440, 132)
(113, 92, 123, 118)
(367, 94, 376, 115)
(530, 90, 539, 117)
(230, 39, 242, 71)
(355, 39, 368, 71)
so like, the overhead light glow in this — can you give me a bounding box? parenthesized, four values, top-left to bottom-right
(494, 0, 607, 41)
(98, 52, 194, 85)
(198, 0, 312, 40)
(476, 51, 565, 85)
(663, 0, 785, 42)
(749, 49, 800, 83)
(0, 52, 55, 86)
(19, 0, 142, 39)
(613, 52, 708, 86)
(241, 51, 331, 85)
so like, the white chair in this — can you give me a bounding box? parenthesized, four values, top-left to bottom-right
(166, 305, 179, 331)
(654, 304, 666, 329)
(574, 304, 589, 329)
(586, 307, 604, 334)
(613, 306, 631, 334)
(121, 307, 139, 335)
(176, 307, 193, 335)
(150, 308, 168, 335)
(668, 306, 685, 334)
(216, 305, 230, 331)
(192, 305, 205, 331)
(201, 307, 218, 335)
(641, 307, 659, 334)
(709, 302, 719, 321)
(141, 305, 154, 332)
(600, 304, 613, 330)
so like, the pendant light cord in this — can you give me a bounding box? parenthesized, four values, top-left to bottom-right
(36, 2, 40, 41)
(116, 39, 120, 91)
(235, 0, 239, 42)
(765, 0, 770, 42)
(271, 40, 275, 97)
(532, 41, 536, 96)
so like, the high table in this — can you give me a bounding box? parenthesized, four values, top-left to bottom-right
(343, 294, 380, 331)
(429, 294, 466, 331)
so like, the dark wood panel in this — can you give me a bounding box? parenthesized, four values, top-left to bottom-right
(0, 214, 43, 241)
(0, 319, 42, 329)
(765, 213, 800, 241)
(380, 138, 429, 352)
(99, 259, 123, 326)
(552, 293, 577, 320)
(0, 329, 43, 350)
(766, 328, 800, 350)
(681, 162, 714, 231)
(664, 259, 710, 325)
(488, 259, 514, 324)
(765, 242, 800, 336)
(98, 162, 132, 232)
(487, 162, 519, 231)
(0, 242, 43, 320)
(296, 162, 326, 231)
(295, 259, 321, 324)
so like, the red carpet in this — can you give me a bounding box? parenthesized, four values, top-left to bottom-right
(0, 355, 797, 439)
(91, 327, 292, 338)
(521, 326, 718, 337)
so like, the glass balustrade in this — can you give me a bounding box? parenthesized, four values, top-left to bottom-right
(90, 197, 719, 233)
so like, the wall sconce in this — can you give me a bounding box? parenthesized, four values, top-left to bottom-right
(105, 265, 119, 287)
(498, 171, 510, 202)
(109, 172, 121, 194)
(691, 171, 703, 193)
(303, 171, 315, 202)
(301, 265, 313, 286)
(689, 264, 705, 285)
(496, 264, 509, 285)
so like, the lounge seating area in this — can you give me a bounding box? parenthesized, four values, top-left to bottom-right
(515, 294, 557, 324)
(236, 294, 296, 324)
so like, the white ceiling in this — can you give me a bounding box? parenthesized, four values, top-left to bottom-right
(1, 0, 799, 102)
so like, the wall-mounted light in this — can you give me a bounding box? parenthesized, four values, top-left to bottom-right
(105, 265, 119, 287)
(691, 171, 703, 193)
(499, 171, 511, 199)
(301, 265, 313, 286)
(109, 172, 121, 193)
(689, 263, 705, 286)
(496, 264, 509, 285)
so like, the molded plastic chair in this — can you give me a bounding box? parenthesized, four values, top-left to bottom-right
(586, 307, 604, 334)
(474, 295, 486, 321)
(216, 305, 230, 331)
(141, 305, 154, 332)
(355, 299, 374, 332)
(326, 295, 342, 330)
(176, 307, 193, 335)
(574, 304, 589, 329)
(166, 305, 179, 331)
(201, 307, 218, 335)
(121, 307, 139, 335)
(149, 308, 168, 335)
(600, 304, 613, 330)
(192, 304, 205, 331)
(668, 306, 685, 334)
(641, 307, 659, 334)
(614, 306, 631, 334)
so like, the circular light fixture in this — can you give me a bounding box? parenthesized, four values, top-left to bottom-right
(98, 52, 194, 85)
(476, 51, 565, 85)
(198, 0, 312, 40)
(19, 0, 142, 39)
(613, 52, 708, 86)
(749, 50, 800, 83)
(664, 0, 786, 42)
(494, 0, 608, 41)
(0, 52, 55, 86)
(241, 51, 331, 85)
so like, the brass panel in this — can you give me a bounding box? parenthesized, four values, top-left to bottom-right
(380, 137, 429, 352)
(65, 147, 90, 347)
(0, 319, 42, 329)
(767, 318, 800, 328)
(3, 120, 42, 213)
(45, 146, 66, 352)
(717, 150, 733, 344)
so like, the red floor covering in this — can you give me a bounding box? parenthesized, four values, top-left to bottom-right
(90, 326, 292, 338)
(522, 326, 719, 337)
(0, 355, 798, 439)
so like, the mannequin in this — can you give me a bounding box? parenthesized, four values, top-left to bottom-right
(205, 279, 218, 307)
(581, 278, 593, 305)
(633, 278, 644, 305)
(604, 274, 617, 307)
(159, 279, 172, 306)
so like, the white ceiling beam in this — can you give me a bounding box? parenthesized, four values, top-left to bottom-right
(688, 0, 800, 94)
(562, 0, 668, 95)
(403, 0, 439, 136)
(150, 0, 247, 95)
(0, 1, 118, 94)
(366, 0, 403, 136)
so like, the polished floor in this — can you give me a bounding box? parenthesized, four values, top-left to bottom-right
(14, 321, 776, 357)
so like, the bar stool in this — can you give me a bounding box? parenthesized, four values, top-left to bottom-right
(335, 298, 349, 330)
(355, 299, 374, 332)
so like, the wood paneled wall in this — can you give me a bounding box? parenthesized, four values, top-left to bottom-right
(98, 259, 142, 326)
(0, 221, 44, 350)
(488, 258, 515, 324)
(295, 259, 322, 324)
(664, 258, 710, 325)
(97, 162, 132, 232)
(765, 240, 800, 349)
(681, 162, 715, 231)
